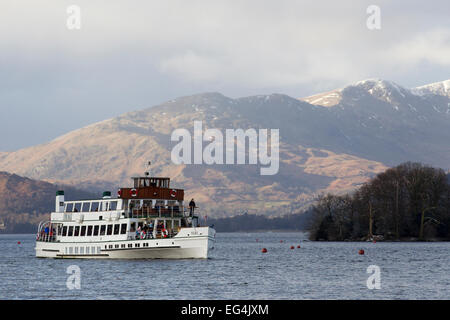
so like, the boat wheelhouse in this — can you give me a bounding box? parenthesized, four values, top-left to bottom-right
(35, 171, 215, 259)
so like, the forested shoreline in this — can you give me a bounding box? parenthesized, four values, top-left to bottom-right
(308, 162, 450, 241)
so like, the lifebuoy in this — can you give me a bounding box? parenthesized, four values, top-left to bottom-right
(130, 188, 137, 197)
(161, 228, 168, 238)
(117, 189, 122, 198)
(170, 189, 177, 198)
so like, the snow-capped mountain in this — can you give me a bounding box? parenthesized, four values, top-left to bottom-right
(0, 79, 448, 216)
(412, 79, 450, 97)
(302, 78, 450, 107)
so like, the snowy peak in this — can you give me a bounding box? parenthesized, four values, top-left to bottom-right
(412, 79, 450, 97)
(352, 79, 406, 93)
(343, 79, 411, 103)
(301, 79, 411, 107)
(301, 78, 450, 110)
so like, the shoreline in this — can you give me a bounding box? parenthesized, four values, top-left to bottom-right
(1, 231, 449, 242)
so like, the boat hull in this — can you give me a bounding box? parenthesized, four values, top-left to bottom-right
(35, 227, 215, 259)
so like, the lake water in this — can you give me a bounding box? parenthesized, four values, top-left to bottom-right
(0, 232, 449, 299)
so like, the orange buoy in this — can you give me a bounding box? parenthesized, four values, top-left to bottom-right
(290, 246, 294, 249)
(262, 248, 268, 253)
(358, 249, 365, 255)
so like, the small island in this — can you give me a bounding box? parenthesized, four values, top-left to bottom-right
(308, 162, 450, 241)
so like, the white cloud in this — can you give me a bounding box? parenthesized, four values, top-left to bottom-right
(1, 0, 448, 91)
(388, 29, 450, 66)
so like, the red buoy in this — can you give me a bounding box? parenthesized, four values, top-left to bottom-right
(297, 245, 301, 248)
(358, 249, 365, 255)
(290, 246, 294, 249)
(262, 248, 268, 253)
(280, 240, 283, 243)
(17, 241, 21, 245)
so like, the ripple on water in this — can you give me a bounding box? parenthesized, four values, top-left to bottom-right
(0, 233, 449, 299)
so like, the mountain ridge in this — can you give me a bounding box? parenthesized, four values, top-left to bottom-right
(0, 78, 448, 217)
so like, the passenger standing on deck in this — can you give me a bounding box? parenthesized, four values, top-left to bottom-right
(189, 198, 196, 216)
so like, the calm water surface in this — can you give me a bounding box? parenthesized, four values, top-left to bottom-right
(0, 232, 449, 299)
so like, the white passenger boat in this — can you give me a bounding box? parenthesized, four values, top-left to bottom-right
(35, 169, 215, 259)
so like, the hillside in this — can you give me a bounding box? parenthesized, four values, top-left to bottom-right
(0, 79, 448, 217)
(0, 172, 96, 232)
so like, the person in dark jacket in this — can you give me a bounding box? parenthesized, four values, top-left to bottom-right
(189, 199, 196, 216)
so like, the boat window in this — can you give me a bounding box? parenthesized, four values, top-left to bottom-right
(80, 226, 86, 236)
(74, 203, 81, 212)
(130, 222, 136, 232)
(65, 203, 73, 212)
(82, 203, 90, 212)
(173, 220, 180, 230)
(93, 225, 99, 236)
(113, 224, 120, 235)
(74, 226, 80, 236)
(68, 226, 74, 236)
(110, 201, 118, 210)
(103, 202, 109, 211)
(120, 223, 127, 234)
(100, 225, 106, 236)
(107, 224, 113, 235)
(87, 225, 93, 236)
(62, 226, 68, 236)
(91, 202, 100, 212)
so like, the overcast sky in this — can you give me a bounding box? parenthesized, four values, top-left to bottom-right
(0, 0, 449, 151)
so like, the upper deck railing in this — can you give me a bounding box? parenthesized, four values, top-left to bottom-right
(127, 206, 186, 219)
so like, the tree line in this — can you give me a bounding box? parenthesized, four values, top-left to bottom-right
(308, 162, 450, 241)
(207, 210, 314, 232)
